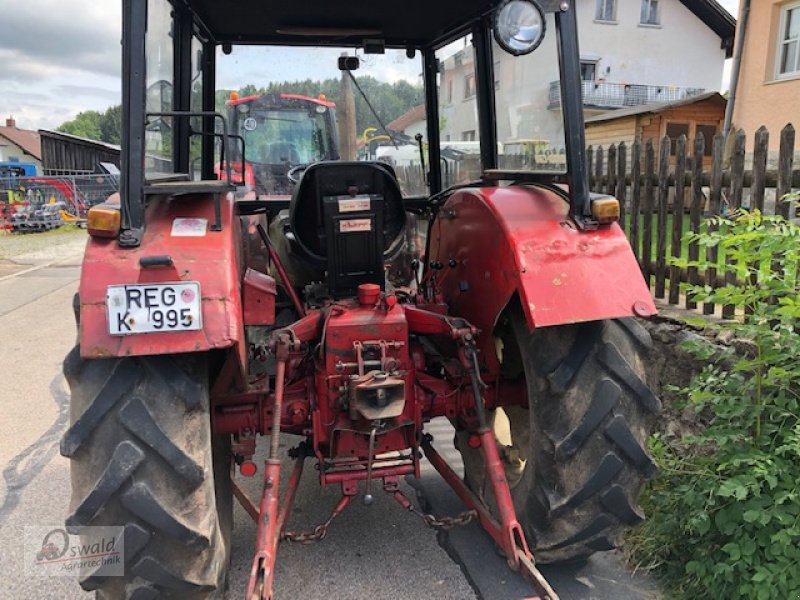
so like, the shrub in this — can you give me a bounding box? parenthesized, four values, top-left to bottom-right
(629, 205, 800, 599)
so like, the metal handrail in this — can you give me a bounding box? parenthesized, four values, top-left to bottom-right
(548, 80, 705, 110)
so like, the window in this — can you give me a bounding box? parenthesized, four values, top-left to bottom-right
(580, 61, 597, 82)
(464, 73, 476, 99)
(595, 0, 616, 22)
(665, 122, 689, 156)
(696, 124, 718, 157)
(462, 130, 476, 142)
(640, 0, 659, 25)
(778, 3, 800, 77)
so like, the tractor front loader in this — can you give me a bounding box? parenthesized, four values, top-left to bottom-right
(61, 1, 660, 599)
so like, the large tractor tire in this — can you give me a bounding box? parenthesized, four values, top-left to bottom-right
(61, 348, 232, 599)
(457, 303, 660, 563)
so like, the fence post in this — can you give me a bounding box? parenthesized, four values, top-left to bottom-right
(776, 124, 795, 218)
(616, 141, 628, 233)
(704, 133, 725, 315)
(642, 139, 655, 285)
(595, 145, 604, 192)
(751, 126, 769, 212)
(607, 144, 617, 197)
(655, 136, 670, 299)
(587, 145, 594, 191)
(747, 127, 769, 317)
(722, 129, 747, 319)
(669, 135, 687, 305)
(630, 138, 642, 262)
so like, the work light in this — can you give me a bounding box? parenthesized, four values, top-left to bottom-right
(493, 0, 546, 56)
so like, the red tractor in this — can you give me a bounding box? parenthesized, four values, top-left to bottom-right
(62, 1, 659, 599)
(223, 92, 339, 200)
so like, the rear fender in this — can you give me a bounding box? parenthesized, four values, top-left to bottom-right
(429, 185, 655, 360)
(79, 193, 246, 365)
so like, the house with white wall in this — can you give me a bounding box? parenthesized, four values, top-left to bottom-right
(0, 117, 42, 171)
(439, 0, 735, 148)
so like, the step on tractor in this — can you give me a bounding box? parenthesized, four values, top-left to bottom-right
(62, 1, 660, 599)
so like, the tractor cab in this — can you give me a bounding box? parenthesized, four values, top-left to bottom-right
(109, 0, 596, 249)
(65, 2, 658, 600)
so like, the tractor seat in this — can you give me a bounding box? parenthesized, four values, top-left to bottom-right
(266, 142, 301, 164)
(288, 161, 407, 297)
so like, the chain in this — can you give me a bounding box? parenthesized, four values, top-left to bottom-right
(282, 505, 477, 542)
(412, 507, 478, 530)
(282, 524, 329, 544)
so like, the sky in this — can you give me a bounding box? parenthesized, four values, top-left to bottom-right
(0, 0, 740, 132)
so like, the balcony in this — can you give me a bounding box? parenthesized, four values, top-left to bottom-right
(548, 80, 706, 111)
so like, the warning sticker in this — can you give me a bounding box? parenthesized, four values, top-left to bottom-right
(338, 196, 371, 212)
(171, 218, 208, 237)
(339, 218, 372, 233)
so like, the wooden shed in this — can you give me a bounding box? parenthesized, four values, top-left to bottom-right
(39, 130, 120, 175)
(585, 92, 726, 167)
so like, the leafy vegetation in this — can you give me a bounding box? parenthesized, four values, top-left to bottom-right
(217, 76, 424, 136)
(56, 105, 121, 144)
(57, 77, 422, 146)
(629, 200, 800, 599)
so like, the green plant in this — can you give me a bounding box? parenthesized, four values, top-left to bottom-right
(629, 202, 800, 600)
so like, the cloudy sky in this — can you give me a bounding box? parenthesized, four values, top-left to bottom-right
(0, 0, 740, 131)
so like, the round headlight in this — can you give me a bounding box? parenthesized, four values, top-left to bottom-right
(493, 0, 546, 56)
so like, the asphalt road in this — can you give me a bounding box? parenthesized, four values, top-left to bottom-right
(0, 232, 661, 600)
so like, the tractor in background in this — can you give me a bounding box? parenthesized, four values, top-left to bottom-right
(61, 1, 660, 599)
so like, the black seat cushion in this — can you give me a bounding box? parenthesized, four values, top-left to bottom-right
(288, 161, 406, 264)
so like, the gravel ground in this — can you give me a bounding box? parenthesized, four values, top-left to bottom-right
(0, 227, 87, 263)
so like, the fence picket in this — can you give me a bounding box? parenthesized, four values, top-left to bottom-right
(587, 145, 594, 191)
(616, 142, 628, 233)
(722, 130, 747, 319)
(607, 144, 617, 197)
(751, 127, 769, 212)
(630, 138, 642, 262)
(776, 124, 795, 218)
(642, 140, 655, 284)
(686, 133, 705, 310)
(655, 136, 670, 298)
(704, 133, 725, 315)
(595, 146, 604, 195)
(669, 135, 687, 305)
(747, 128, 769, 316)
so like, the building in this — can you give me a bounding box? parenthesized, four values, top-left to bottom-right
(730, 0, 800, 155)
(439, 0, 734, 153)
(386, 104, 426, 139)
(0, 117, 42, 172)
(585, 92, 727, 166)
(38, 130, 121, 175)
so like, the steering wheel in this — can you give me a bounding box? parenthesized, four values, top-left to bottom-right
(287, 164, 308, 185)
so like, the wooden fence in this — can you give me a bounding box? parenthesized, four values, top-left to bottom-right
(587, 124, 798, 318)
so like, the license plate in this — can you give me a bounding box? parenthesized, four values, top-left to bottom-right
(106, 282, 202, 336)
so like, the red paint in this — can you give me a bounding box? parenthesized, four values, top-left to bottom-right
(357, 283, 380, 306)
(240, 461, 257, 477)
(428, 185, 656, 369)
(79, 193, 245, 361)
(279, 92, 336, 108)
(246, 459, 281, 600)
(242, 268, 276, 326)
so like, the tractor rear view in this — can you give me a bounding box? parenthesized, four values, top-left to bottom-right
(62, 1, 660, 599)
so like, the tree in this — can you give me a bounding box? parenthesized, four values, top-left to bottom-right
(57, 111, 104, 140)
(56, 106, 122, 144)
(100, 106, 122, 145)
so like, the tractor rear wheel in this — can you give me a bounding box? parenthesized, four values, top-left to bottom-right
(457, 303, 660, 563)
(61, 348, 232, 599)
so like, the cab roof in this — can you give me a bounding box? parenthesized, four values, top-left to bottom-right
(186, 0, 505, 48)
